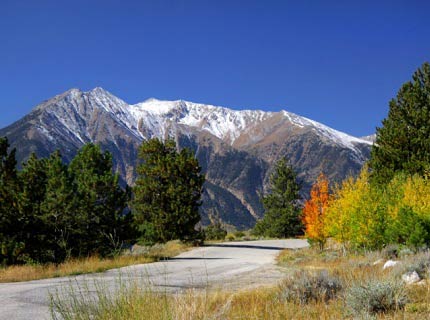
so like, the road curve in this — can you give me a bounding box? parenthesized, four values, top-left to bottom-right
(0, 239, 308, 320)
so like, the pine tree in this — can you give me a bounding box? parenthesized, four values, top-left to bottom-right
(0, 137, 21, 265)
(370, 62, 430, 184)
(253, 159, 303, 238)
(132, 138, 205, 243)
(69, 144, 130, 257)
(17, 153, 48, 263)
(40, 151, 76, 263)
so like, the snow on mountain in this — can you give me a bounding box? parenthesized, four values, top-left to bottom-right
(130, 99, 272, 143)
(127, 95, 371, 152)
(281, 111, 372, 150)
(360, 134, 376, 143)
(31, 88, 371, 157)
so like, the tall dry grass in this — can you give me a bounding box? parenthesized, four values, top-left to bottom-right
(50, 247, 430, 319)
(0, 240, 191, 283)
(50, 278, 347, 320)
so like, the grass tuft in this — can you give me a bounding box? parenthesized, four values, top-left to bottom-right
(345, 278, 408, 316)
(279, 270, 342, 304)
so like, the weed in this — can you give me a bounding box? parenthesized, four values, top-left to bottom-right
(279, 270, 342, 304)
(345, 278, 408, 316)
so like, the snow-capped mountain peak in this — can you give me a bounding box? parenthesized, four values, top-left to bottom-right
(32, 87, 371, 156)
(126, 96, 371, 152)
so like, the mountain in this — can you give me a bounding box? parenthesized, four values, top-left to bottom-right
(0, 88, 372, 229)
(360, 134, 376, 143)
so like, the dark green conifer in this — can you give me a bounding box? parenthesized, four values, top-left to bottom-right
(253, 159, 303, 238)
(132, 138, 205, 243)
(0, 137, 21, 265)
(17, 153, 48, 263)
(40, 151, 76, 263)
(69, 144, 129, 257)
(370, 62, 430, 184)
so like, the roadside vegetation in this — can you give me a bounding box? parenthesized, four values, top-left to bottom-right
(51, 246, 430, 319)
(0, 240, 191, 283)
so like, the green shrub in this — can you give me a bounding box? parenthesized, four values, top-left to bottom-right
(234, 231, 245, 239)
(402, 251, 430, 279)
(386, 207, 430, 250)
(380, 244, 400, 259)
(204, 223, 227, 241)
(226, 234, 235, 241)
(398, 247, 414, 258)
(279, 270, 342, 304)
(345, 278, 407, 316)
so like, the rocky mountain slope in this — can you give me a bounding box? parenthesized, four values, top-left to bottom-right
(0, 88, 372, 229)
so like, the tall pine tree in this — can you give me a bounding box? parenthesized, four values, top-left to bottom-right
(132, 138, 205, 243)
(17, 153, 48, 263)
(0, 137, 21, 265)
(370, 62, 430, 184)
(40, 151, 76, 263)
(69, 144, 130, 257)
(253, 159, 303, 238)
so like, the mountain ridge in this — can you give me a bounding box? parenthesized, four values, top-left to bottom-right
(0, 87, 373, 229)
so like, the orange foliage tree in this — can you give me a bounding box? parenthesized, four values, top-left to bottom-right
(302, 173, 330, 250)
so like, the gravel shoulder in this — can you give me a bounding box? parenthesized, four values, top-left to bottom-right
(0, 239, 308, 320)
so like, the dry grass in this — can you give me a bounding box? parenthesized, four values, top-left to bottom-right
(51, 279, 347, 320)
(278, 246, 430, 319)
(50, 245, 430, 319)
(0, 240, 191, 283)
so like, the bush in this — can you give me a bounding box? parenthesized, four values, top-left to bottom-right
(398, 247, 414, 258)
(402, 251, 430, 279)
(386, 206, 430, 250)
(234, 231, 245, 239)
(345, 278, 407, 316)
(279, 270, 342, 304)
(381, 244, 400, 260)
(226, 234, 235, 241)
(204, 223, 227, 241)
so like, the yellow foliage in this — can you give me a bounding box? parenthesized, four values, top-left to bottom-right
(324, 168, 387, 249)
(402, 175, 430, 217)
(325, 168, 430, 249)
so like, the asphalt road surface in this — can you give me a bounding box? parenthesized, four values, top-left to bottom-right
(0, 239, 308, 320)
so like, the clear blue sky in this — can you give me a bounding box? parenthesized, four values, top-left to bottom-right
(1, 0, 429, 136)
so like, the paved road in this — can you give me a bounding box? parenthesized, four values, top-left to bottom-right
(0, 239, 308, 320)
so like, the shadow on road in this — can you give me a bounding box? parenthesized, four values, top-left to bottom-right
(203, 244, 286, 250)
(165, 257, 232, 261)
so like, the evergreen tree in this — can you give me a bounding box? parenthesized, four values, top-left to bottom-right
(253, 159, 303, 238)
(0, 137, 21, 265)
(17, 153, 49, 263)
(370, 62, 430, 184)
(132, 138, 205, 243)
(40, 151, 76, 263)
(69, 144, 130, 257)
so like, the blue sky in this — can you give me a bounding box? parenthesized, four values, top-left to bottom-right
(1, 0, 429, 136)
